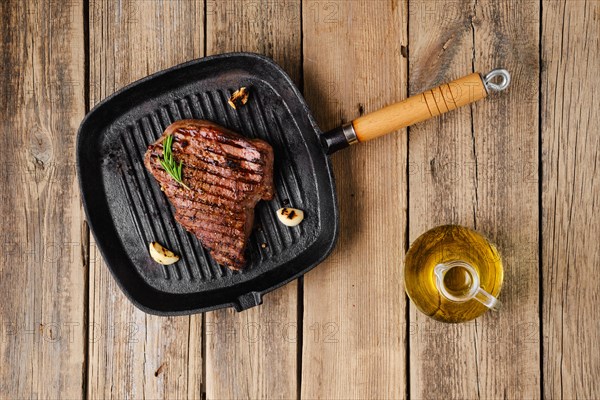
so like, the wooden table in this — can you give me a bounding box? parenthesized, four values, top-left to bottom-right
(2, 0, 598, 398)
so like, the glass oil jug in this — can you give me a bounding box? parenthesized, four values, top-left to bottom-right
(405, 225, 503, 323)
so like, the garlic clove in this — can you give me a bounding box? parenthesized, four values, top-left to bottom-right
(276, 207, 304, 227)
(228, 87, 250, 109)
(149, 241, 180, 265)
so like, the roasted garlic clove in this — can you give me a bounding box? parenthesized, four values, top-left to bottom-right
(227, 87, 250, 109)
(276, 207, 304, 227)
(149, 241, 180, 265)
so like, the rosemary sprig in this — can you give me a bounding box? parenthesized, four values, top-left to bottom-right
(159, 134, 190, 190)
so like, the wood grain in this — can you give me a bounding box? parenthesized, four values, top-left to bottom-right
(4, 1, 600, 398)
(408, 0, 540, 398)
(541, 1, 600, 398)
(301, 1, 408, 398)
(204, 1, 301, 398)
(0, 1, 86, 398)
(87, 1, 204, 398)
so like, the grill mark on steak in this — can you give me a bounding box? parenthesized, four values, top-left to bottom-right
(144, 119, 274, 270)
(160, 195, 243, 221)
(157, 184, 243, 214)
(188, 229, 246, 252)
(170, 163, 257, 192)
(204, 250, 245, 269)
(189, 242, 244, 262)
(148, 150, 264, 183)
(171, 131, 266, 165)
(189, 234, 247, 259)
(171, 145, 264, 174)
(173, 124, 270, 158)
(186, 233, 246, 257)
(175, 213, 246, 240)
(175, 217, 246, 240)
(147, 154, 258, 191)
(152, 167, 242, 201)
(178, 122, 269, 151)
(175, 207, 246, 230)
(160, 183, 246, 211)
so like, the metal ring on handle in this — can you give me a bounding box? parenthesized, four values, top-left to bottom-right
(341, 122, 359, 145)
(483, 69, 511, 92)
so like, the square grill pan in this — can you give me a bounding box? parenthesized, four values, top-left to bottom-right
(77, 53, 338, 315)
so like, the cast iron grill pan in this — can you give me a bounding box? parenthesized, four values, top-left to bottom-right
(78, 53, 338, 314)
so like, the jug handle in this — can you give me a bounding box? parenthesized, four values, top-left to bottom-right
(474, 287, 501, 311)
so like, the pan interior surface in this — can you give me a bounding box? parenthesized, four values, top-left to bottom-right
(77, 53, 338, 314)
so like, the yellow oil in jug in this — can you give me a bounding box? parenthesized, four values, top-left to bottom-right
(405, 225, 504, 323)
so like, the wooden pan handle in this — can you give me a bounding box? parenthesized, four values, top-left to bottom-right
(353, 72, 487, 142)
(320, 69, 510, 154)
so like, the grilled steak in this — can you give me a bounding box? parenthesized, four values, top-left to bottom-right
(144, 119, 274, 270)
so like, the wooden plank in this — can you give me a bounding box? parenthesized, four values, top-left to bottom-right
(0, 1, 86, 398)
(87, 1, 204, 398)
(204, 2, 301, 398)
(301, 1, 408, 398)
(541, 1, 600, 398)
(408, 0, 540, 398)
